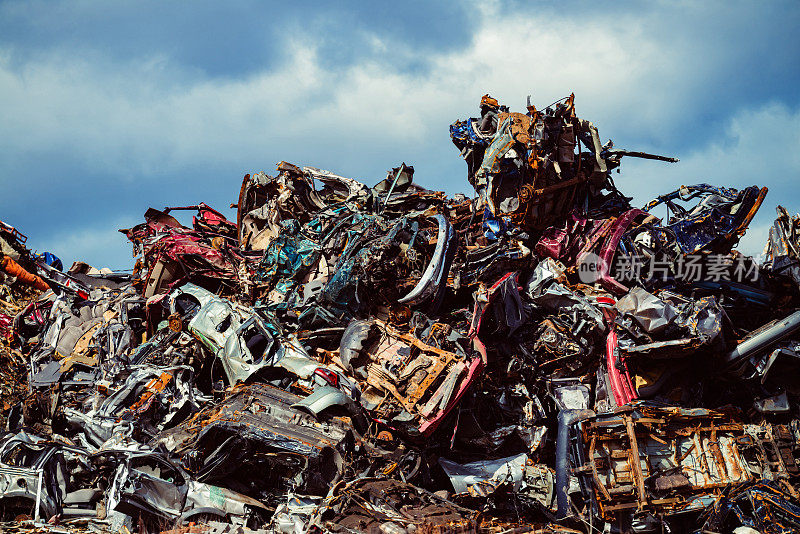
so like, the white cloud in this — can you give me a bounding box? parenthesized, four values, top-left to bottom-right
(622, 103, 800, 257)
(1, 3, 797, 266)
(0, 7, 740, 184)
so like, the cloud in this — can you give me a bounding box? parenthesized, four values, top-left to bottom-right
(0, 10, 735, 181)
(31, 217, 138, 271)
(0, 1, 798, 267)
(0, 1, 475, 79)
(622, 103, 800, 256)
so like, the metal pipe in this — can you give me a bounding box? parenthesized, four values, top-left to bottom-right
(34, 469, 42, 523)
(725, 310, 800, 365)
(555, 408, 594, 520)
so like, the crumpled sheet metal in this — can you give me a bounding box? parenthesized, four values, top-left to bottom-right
(615, 287, 678, 335)
(308, 477, 478, 533)
(699, 481, 800, 534)
(643, 184, 768, 254)
(153, 382, 352, 500)
(438, 453, 554, 508)
(2, 91, 800, 534)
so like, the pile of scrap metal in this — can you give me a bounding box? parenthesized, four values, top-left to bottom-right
(1, 221, 55, 431)
(2, 93, 800, 534)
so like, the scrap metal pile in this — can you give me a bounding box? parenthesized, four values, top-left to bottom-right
(3, 93, 800, 534)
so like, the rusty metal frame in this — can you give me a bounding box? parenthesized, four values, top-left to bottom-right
(578, 405, 754, 520)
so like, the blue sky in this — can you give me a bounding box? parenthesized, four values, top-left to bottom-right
(1, 1, 798, 269)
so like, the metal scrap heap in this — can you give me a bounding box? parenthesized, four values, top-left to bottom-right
(2, 93, 800, 534)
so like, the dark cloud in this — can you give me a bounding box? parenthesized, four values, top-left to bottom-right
(0, 1, 797, 267)
(0, 0, 474, 79)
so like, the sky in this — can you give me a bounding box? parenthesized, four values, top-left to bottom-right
(1, 0, 798, 269)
